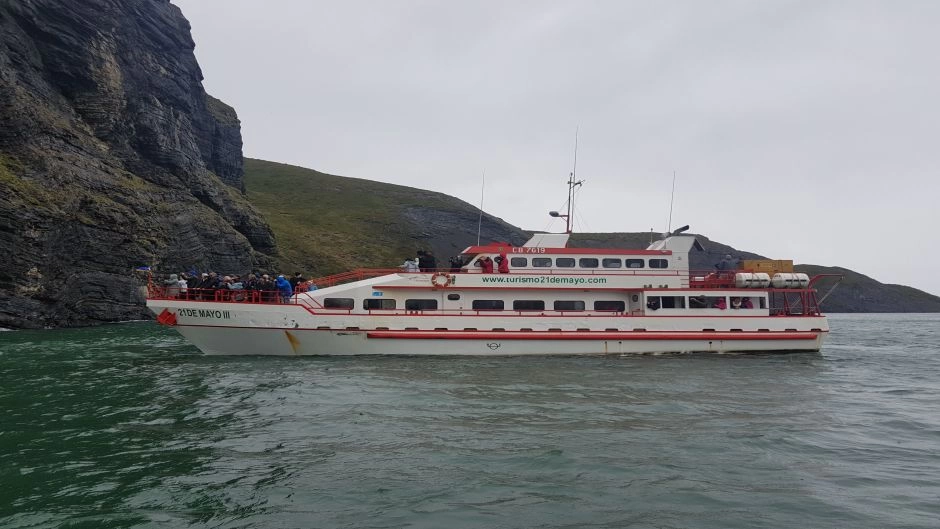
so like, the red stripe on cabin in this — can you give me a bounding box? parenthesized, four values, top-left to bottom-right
(366, 330, 817, 341)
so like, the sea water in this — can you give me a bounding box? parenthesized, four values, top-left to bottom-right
(0, 313, 938, 528)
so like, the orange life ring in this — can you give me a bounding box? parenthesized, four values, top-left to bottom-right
(430, 272, 452, 288)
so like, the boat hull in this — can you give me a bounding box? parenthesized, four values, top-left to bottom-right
(149, 300, 827, 356)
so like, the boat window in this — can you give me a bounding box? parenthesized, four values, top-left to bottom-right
(447, 293, 461, 301)
(555, 258, 575, 268)
(513, 300, 545, 311)
(363, 299, 396, 310)
(531, 258, 552, 267)
(405, 299, 438, 311)
(324, 298, 355, 309)
(649, 259, 668, 269)
(510, 257, 527, 267)
(602, 258, 622, 268)
(594, 300, 626, 312)
(689, 296, 726, 309)
(554, 300, 585, 311)
(625, 259, 644, 268)
(759, 297, 767, 309)
(646, 296, 685, 310)
(579, 258, 599, 268)
(472, 300, 504, 310)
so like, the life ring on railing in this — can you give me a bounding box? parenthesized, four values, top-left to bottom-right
(430, 272, 452, 288)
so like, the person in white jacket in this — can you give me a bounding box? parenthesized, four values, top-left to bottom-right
(400, 258, 420, 273)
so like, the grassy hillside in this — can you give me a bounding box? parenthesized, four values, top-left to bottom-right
(243, 158, 940, 312)
(243, 158, 527, 275)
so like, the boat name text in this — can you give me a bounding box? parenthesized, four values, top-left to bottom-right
(178, 308, 232, 319)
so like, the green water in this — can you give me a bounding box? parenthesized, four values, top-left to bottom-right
(2, 314, 939, 528)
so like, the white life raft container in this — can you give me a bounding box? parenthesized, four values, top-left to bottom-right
(771, 272, 810, 289)
(734, 272, 771, 288)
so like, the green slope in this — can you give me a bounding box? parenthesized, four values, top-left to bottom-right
(242, 158, 527, 276)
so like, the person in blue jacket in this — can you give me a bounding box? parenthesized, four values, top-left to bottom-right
(276, 274, 293, 303)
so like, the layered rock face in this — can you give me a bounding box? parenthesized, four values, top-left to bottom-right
(0, 0, 276, 328)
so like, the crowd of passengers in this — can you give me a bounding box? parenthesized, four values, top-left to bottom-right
(162, 271, 316, 302)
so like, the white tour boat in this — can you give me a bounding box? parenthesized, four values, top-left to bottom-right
(146, 187, 837, 356)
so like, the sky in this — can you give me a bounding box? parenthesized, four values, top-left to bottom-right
(173, 0, 940, 296)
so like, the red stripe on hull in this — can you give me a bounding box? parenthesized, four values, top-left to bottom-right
(366, 331, 818, 341)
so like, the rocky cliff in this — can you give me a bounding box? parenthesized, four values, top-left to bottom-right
(0, 0, 276, 328)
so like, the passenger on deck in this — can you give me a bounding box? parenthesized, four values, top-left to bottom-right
(731, 297, 742, 309)
(741, 297, 753, 309)
(164, 274, 181, 298)
(495, 253, 510, 273)
(290, 272, 303, 290)
(276, 274, 293, 303)
(259, 274, 277, 302)
(449, 256, 463, 272)
(715, 254, 737, 272)
(476, 256, 494, 273)
(690, 295, 708, 308)
(400, 257, 419, 273)
(418, 250, 437, 272)
(714, 297, 727, 310)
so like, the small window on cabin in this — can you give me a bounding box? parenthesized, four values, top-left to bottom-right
(689, 296, 709, 308)
(510, 257, 527, 267)
(447, 293, 461, 301)
(602, 258, 622, 268)
(363, 299, 396, 310)
(625, 259, 645, 268)
(513, 300, 545, 311)
(324, 298, 355, 309)
(661, 296, 685, 309)
(472, 299, 504, 310)
(555, 258, 576, 268)
(594, 300, 626, 312)
(758, 297, 767, 309)
(649, 259, 668, 269)
(405, 299, 438, 311)
(554, 300, 585, 311)
(688, 296, 726, 309)
(579, 258, 599, 268)
(532, 258, 552, 268)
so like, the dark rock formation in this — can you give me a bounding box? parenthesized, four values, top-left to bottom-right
(0, 0, 276, 328)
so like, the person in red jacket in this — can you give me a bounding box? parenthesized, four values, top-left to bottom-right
(496, 253, 510, 273)
(476, 256, 494, 273)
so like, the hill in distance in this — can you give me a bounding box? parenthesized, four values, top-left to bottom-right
(244, 158, 940, 313)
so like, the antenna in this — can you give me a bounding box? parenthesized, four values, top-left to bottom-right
(666, 170, 676, 234)
(547, 128, 584, 234)
(476, 170, 485, 246)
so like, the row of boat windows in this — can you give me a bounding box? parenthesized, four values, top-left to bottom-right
(323, 297, 629, 312)
(506, 257, 669, 269)
(321, 295, 768, 311)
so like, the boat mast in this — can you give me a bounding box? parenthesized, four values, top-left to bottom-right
(549, 128, 584, 234)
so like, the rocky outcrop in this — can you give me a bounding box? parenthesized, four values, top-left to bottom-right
(0, 0, 276, 328)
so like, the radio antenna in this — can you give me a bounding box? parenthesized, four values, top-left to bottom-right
(666, 170, 677, 235)
(547, 128, 583, 233)
(476, 170, 485, 246)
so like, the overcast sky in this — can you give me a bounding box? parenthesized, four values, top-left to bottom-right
(174, 0, 940, 296)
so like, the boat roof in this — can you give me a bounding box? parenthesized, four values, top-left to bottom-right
(461, 233, 673, 256)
